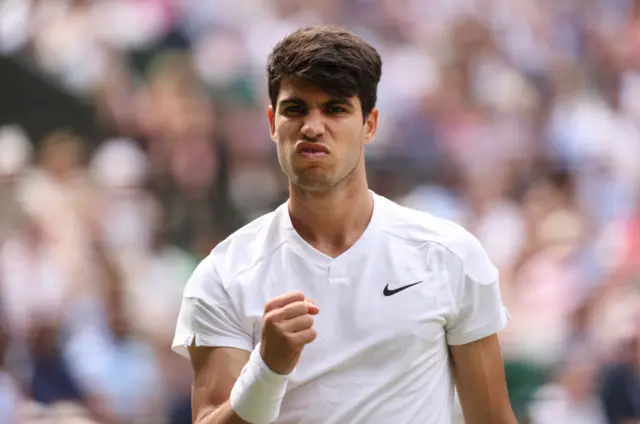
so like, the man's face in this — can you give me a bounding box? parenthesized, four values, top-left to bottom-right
(268, 78, 378, 192)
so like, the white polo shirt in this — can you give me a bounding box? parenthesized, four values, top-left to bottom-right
(172, 192, 509, 424)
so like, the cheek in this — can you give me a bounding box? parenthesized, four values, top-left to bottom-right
(343, 126, 366, 153)
(275, 119, 299, 139)
(275, 142, 290, 163)
(276, 140, 294, 160)
(327, 120, 361, 140)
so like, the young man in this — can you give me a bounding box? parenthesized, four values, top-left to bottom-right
(172, 26, 517, 424)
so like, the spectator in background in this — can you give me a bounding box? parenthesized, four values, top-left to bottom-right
(600, 328, 640, 424)
(90, 137, 155, 257)
(15, 129, 97, 303)
(0, 320, 22, 424)
(529, 353, 607, 424)
(27, 321, 85, 411)
(119, 200, 195, 345)
(0, 212, 66, 346)
(609, 187, 640, 285)
(138, 51, 245, 251)
(0, 125, 32, 243)
(64, 284, 166, 424)
(499, 170, 590, 421)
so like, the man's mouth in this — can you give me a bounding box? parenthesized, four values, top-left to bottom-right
(296, 142, 329, 158)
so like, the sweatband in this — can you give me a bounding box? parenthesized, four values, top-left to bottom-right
(229, 344, 289, 424)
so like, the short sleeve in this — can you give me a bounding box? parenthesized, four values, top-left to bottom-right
(172, 255, 254, 359)
(445, 231, 509, 346)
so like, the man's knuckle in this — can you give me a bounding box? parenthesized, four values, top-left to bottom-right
(281, 303, 299, 318)
(263, 311, 278, 326)
(290, 291, 305, 300)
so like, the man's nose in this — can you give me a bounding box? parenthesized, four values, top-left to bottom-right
(301, 112, 325, 140)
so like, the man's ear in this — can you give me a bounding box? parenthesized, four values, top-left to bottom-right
(268, 105, 277, 143)
(363, 108, 378, 145)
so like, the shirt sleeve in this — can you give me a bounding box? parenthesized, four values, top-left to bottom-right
(172, 254, 254, 359)
(445, 230, 509, 346)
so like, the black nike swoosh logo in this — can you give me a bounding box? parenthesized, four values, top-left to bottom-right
(383, 281, 423, 296)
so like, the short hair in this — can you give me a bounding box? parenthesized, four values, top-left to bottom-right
(267, 25, 382, 118)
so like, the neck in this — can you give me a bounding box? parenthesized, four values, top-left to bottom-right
(288, 169, 373, 258)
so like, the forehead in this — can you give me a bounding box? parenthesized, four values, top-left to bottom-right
(277, 78, 360, 106)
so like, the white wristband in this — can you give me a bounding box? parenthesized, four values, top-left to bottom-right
(229, 344, 289, 424)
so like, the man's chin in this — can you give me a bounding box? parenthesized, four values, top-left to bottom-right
(290, 174, 335, 193)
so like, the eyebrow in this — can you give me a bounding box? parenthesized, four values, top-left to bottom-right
(278, 97, 354, 107)
(278, 97, 305, 106)
(325, 98, 353, 107)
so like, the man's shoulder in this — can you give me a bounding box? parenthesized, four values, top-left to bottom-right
(183, 206, 288, 297)
(378, 195, 481, 262)
(207, 205, 289, 281)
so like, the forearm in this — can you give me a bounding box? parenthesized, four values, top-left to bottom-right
(195, 403, 251, 424)
(462, 410, 517, 424)
(190, 345, 288, 424)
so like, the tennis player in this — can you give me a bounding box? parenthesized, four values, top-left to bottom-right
(172, 25, 517, 424)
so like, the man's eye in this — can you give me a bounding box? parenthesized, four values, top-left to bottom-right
(326, 106, 346, 114)
(283, 106, 304, 115)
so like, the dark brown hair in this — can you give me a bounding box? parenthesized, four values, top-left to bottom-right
(267, 25, 382, 118)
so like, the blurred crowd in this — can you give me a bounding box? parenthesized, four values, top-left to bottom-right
(1, 0, 640, 423)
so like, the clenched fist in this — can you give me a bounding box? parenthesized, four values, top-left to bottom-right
(260, 291, 320, 375)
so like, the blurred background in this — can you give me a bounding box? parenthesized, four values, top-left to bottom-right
(1, 0, 640, 423)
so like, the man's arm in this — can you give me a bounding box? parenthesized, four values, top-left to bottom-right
(189, 345, 251, 424)
(450, 334, 517, 424)
(187, 292, 319, 424)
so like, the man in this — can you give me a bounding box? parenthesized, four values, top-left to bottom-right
(172, 25, 517, 424)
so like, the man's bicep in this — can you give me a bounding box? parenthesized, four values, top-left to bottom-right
(189, 345, 251, 421)
(449, 334, 516, 424)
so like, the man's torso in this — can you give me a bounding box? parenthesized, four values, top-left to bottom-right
(174, 193, 507, 424)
